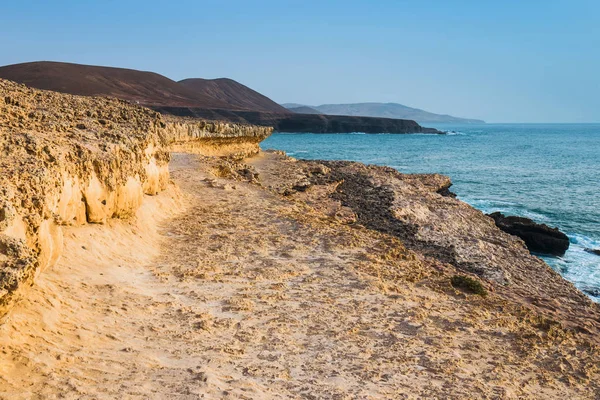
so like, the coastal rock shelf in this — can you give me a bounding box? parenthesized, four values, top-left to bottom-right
(0, 79, 271, 317)
(250, 153, 600, 337)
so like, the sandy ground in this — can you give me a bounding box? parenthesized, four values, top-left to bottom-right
(1, 152, 599, 399)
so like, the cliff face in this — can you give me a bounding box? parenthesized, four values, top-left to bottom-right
(152, 106, 441, 134)
(273, 113, 438, 134)
(2, 81, 600, 398)
(162, 117, 272, 156)
(0, 79, 271, 317)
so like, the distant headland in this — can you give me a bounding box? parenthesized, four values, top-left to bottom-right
(282, 102, 485, 124)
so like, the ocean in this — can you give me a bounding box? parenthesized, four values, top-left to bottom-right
(261, 124, 600, 300)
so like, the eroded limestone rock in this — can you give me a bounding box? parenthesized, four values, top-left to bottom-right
(0, 78, 272, 317)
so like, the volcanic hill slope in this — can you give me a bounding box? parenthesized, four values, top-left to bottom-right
(285, 105, 323, 114)
(178, 78, 288, 113)
(0, 78, 271, 318)
(0, 61, 231, 108)
(0, 61, 439, 134)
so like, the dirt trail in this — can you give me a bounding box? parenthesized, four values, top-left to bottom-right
(0, 153, 598, 399)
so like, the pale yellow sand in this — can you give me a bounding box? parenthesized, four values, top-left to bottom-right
(0, 153, 598, 399)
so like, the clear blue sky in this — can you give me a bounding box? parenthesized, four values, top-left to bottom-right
(1, 0, 599, 122)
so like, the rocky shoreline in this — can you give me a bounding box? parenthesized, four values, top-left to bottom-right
(1, 80, 600, 398)
(248, 154, 600, 334)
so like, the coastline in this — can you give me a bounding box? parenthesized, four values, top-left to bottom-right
(1, 82, 600, 398)
(248, 153, 600, 332)
(262, 127, 600, 302)
(2, 150, 600, 398)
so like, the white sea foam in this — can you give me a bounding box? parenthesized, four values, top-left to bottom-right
(541, 233, 600, 300)
(444, 130, 466, 136)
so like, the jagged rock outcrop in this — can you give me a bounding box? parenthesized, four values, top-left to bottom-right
(162, 117, 272, 156)
(0, 79, 271, 317)
(488, 212, 570, 256)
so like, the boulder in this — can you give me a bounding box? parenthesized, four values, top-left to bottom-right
(488, 212, 569, 256)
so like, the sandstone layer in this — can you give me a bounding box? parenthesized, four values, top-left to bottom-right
(0, 79, 271, 317)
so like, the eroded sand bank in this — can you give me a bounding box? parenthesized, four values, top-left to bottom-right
(1, 152, 599, 399)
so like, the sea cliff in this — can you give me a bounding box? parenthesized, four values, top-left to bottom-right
(0, 79, 271, 317)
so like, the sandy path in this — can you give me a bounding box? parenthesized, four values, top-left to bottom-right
(0, 153, 598, 399)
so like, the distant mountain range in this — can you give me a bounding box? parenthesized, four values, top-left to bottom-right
(281, 102, 485, 124)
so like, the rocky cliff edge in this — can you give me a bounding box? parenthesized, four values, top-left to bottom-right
(0, 79, 271, 317)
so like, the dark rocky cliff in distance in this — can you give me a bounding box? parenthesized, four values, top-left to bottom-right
(152, 107, 441, 134)
(274, 113, 440, 134)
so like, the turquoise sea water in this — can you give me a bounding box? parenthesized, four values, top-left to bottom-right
(261, 124, 600, 300)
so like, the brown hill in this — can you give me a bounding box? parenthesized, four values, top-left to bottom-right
(0, 61, 231, 108)
(178, 78, 289, 113)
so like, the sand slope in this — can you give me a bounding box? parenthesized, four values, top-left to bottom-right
(1, 153, 599, 399)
